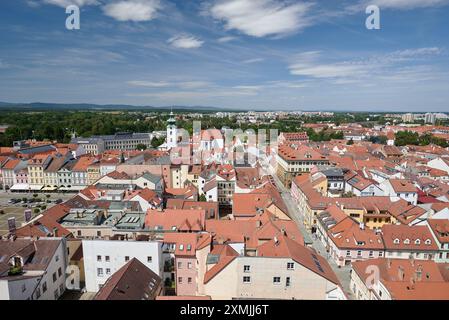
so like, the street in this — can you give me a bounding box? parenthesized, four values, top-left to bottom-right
(265, 167, 354, 299)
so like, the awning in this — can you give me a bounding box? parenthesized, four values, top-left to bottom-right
(10, 183, 30, 191)
(28, 185, 44, 191)
(42, 186, 58, 191)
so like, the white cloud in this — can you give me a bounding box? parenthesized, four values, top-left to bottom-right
(217, 36, 237, 43)
(209, 0, 313, 38)
(242, 58, 264, 64)
(128, 80, 212, 89)
(168, 35, 204, 49)
(288, 48, 445, 85)
(103, 0, 161, 22)
(127, 81, 171, 87)
(43, 0, 99, 7)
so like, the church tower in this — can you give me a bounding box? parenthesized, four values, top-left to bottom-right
(166, 110, 178, 148)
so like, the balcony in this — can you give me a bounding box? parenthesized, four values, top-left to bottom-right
(8, 265, 23, 276)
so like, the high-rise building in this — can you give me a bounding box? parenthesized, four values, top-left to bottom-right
(402, 113, 415, 123)
(425, 113, 437, 124)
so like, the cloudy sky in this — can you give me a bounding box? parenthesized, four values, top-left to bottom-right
(1, 0, 449, 111)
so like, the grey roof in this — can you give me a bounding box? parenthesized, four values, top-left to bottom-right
(18, 144, 56, 155)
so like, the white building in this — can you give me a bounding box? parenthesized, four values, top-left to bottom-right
(0, 237, 67, 300)
(380, 179, 418, 205)
(82, 239, 163, 293)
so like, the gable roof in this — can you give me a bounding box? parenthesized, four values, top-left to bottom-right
(94, 258, 161, 300)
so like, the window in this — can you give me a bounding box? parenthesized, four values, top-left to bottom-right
(346, 250, 351, 256)
(97, 231, 101, 237)
(273, 277, 281, 284)
(106, 268, 111, 275)
(97, 268, 104, 277)
(379, 251, 383, 257)
(187, 262, 192, 269)
(244, 265, 251, 273)
(54, 289, 59, 300)
(42, 282, 47, 293)
(97, 255, 102, 262)
(178, 262, 182, 269)
(53, 272, 57, 283)
(188, 277, 192, 284)
(178, 277, 182, 284)
(105, 256, 110, 262)
(286, 277, 291, 287)
(147, 256, 152, 263)
(287, 262, 294, 270)
(125, 256, 130, 262)
(77, 230, 81, 236)
(369, 251, 373, 258)
(243, 276, 251, 283)
(357, 250, 362, 257)
(55, 255, 59, 262)
(58, 267, 62, 277)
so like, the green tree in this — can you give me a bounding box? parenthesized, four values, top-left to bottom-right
(136, 143, 147, 150)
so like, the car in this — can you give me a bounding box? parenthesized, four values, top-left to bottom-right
(55, 199, 63, 204)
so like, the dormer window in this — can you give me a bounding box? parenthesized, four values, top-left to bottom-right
(425, 239, 431, 245)
(179, 244, 184, 251)
(393, 238, 400, 244)
(415, 239, 421, 245)
(404, 239, 410, 245)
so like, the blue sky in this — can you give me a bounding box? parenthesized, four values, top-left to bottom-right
(0, 0, 449, 111)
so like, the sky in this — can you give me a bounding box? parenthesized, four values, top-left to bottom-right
(0, 0, 449, 111)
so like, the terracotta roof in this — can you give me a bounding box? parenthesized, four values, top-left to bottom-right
(352, 258, 449, 300)
(15, 204, 71, 238)
(328, 217, 384, 250)
(145, 209, 206, 232)
(233, 183, 288, 218)
(163, 233, 211, 257)
(203, 244, 239, 284)
(257, 235, 340, 285)
(278, 144, 328, 161)
(389, 179, 417, 193)
(381, 224, 438, 251)
(428, 219, 449, 244)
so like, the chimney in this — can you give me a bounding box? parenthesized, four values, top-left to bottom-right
(409, 254, 415, 267)
(398, 265, 405, 280)
(415, 265, 423, 282)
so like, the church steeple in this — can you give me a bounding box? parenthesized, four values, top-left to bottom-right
(166, 110, 177, 148)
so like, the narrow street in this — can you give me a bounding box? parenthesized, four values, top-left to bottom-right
(266, 167, 354, 299)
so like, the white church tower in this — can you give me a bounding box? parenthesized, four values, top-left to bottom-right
(166, 111, 178, 148)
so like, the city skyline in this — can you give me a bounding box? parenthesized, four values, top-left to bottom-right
(1, 0, 449, 111)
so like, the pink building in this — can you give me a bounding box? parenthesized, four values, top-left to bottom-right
(163, 233, 211, 296)
(16, 168, 28, 184)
